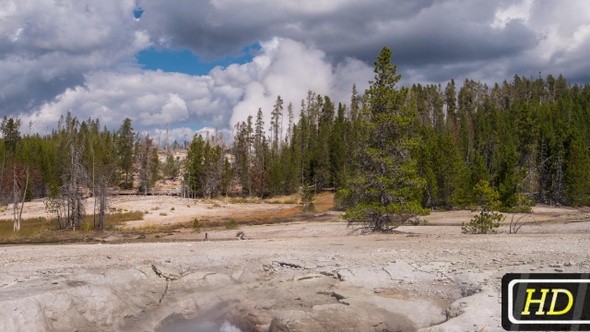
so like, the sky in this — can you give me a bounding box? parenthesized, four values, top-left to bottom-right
(2, 0, 590, 143)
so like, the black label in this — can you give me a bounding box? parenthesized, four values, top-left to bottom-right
(502, 273, 590, 331)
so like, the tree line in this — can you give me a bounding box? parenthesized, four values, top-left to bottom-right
(0, 115, 175, 231)
(2, 47, 590, 232)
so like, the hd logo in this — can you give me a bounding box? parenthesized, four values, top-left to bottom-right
(502, 273, 590, 331)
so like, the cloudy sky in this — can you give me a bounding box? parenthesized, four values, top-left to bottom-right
(2, 0, 590, 142)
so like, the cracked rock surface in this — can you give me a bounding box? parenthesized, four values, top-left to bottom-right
(1, 219, 590, 331)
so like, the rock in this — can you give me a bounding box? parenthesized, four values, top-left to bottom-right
(269, 305, 416, 332)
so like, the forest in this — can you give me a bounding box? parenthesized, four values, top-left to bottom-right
(2, 47, 590, 232)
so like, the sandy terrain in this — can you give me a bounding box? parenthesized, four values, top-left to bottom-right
(1, 196, 590, 331)
(0, 195, 299, 228)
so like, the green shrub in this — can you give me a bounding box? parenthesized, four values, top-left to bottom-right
(461, 210, 505, 234)
(191, 218, 201, 232)
(225, 219, 238, 229)
(462, 180, 504, 234)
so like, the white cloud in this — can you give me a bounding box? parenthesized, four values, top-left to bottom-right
(21, 70, 227, 134)
(5, 0, 590, 138)
(0, 0, 149, 113)
(229, 38, 372, 131)
(491, 0, 533, 29)
(20, 38, 372, 140)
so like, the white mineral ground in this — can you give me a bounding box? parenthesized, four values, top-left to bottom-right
(1, 196, 589, 331)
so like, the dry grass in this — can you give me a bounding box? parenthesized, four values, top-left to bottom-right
(265, 195, 299, 205)
(0, 217, 51, 239)
(0, 211, 145, 242)
(202, 198, 225, 205)
(229, 196, 262, 204)
(313, 192, 335, 212)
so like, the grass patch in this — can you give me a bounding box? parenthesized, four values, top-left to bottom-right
(225, 219, 239, 229)
(265, 195, 299, 205)
(228, 196, 262, 204)
(203, 198, 224, 205)
(105, 211, 144, 224)
(0, 217, 52, 239)
(191, 218, 202, 232)
(0, 211, 145, 242)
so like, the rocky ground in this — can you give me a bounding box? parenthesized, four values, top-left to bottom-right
(1, 196, 590, 331)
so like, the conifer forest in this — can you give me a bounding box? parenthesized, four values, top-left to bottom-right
(2, 47, 590, 231)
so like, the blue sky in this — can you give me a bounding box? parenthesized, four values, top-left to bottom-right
(136, 46, 257, 76)
(3, 0, 590, 143)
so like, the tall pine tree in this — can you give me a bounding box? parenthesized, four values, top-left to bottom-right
(342, 47, 427, 232)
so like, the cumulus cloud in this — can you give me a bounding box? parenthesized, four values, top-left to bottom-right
(136, 0, 590, 85)
(4, 0, 590, 139)
(0, 0, 149, 114)
(20, 38, 372, 140)
(21, 70, 234, 133)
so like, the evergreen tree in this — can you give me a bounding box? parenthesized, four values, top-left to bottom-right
(270, 95, 284, 154)
(252, 108, 268, 197)
(342, 47, 427, 232)
(1, 116, 25, 231)
(315, 96, 335, 189)
(116, 118, 135, 189)
(233, 116, 253, 196)
(330, 103, 347, 189)
(564, 131, 590, 206)
(185, 134, 205, 198)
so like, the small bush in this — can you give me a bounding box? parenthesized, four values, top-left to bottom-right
(503, 205, 533, 213)
(301, 186, 315, 213)
(225, 219, 238, 229)
(462, 210, 505, 234)
(462, 180, 504, 234)
(159, 212, 168, 216)
(192, 218, 201, 232)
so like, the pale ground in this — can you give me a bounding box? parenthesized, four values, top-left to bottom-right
(1, 196, 590, 331)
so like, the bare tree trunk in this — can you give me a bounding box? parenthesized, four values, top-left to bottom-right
(17, 167, 29, 232)
(0, 154, 5, 204)
(97, 174, 108, 231)
(93, 148, 96, 229)
(13, 167, 18, 232)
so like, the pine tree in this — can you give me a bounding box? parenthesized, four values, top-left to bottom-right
(315, 96, 335, 189)
(564, 131, 590, 206)
(1, 116, 24, 231)
(233, 116, 253, 196)
(330, 103, 347, 189)
(185, 134, 205, 198)
(342, 47, 427, 232)
(252, 108, 268, 197)
(270, 95, 284, 154)
(116, 118, 135, 189)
